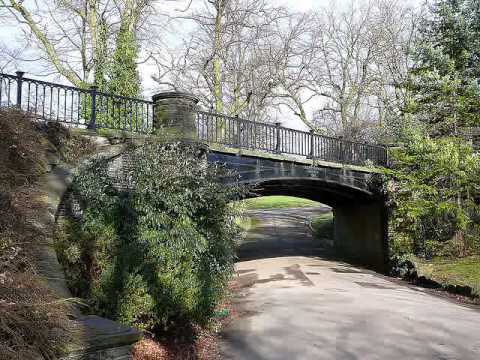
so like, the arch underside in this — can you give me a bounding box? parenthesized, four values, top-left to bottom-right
(208, 151, 389, 273)
(242, 178, 373, 207)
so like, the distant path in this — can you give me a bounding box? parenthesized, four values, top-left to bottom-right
(237, 206, 331, 260)
(220, 208, 480, 360)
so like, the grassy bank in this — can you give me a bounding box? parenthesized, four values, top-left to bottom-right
(239, 196, 320, 210)
(414, 256, 480, 296)
(236, 216, 261, 232)
(311, 212, 334, 240)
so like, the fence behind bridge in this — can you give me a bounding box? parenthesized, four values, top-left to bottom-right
(0, 72, 388, 167)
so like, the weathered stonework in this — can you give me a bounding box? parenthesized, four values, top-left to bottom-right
(61, 315, 140, 360)
(39, 134, 141, 360)
(152, 92, 199, 141)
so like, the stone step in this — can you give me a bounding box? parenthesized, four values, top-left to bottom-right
(62, 315, 142, 360)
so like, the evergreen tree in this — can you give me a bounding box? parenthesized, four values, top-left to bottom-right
(387, 132, 480, 258)
(406, 0, 480, 136)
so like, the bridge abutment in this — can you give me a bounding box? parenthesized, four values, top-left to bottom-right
(334, 199, 388, 273)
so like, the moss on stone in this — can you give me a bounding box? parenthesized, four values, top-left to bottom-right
(207, 142, 380, 173)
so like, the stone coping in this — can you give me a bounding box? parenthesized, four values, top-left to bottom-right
(152, 91, 199, 103)
(71, 128, 381, 174)
(207, 143, 381, 174)
(62, 316, 141, 357)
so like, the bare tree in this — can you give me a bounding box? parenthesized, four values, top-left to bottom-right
(153, 0, 289, 122)
(225, 0, 418, 139)
(265, 12, 317, 128)
(0, 42, 25, 72)
(0, 0, 161, 88)
(150, 0, 418, 143)
(307, 0, 418, 140)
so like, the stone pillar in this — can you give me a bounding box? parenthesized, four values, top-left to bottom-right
(152, 92, 199, 142)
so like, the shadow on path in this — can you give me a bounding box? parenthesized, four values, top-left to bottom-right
(237, 206, 335, 261)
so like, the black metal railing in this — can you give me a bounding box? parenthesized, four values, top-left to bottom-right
(0, 72, 388, 167)
(195, 111, 388, 166)
(0, 72, 154, 132)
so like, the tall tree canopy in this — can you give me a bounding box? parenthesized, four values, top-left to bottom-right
(406, 0, 480, 136)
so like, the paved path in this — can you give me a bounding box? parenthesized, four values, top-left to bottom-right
(220, 208, 480, 360)
(237, 206, 332, 260)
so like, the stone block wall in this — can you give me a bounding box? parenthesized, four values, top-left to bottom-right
(43, 135, 141, 360)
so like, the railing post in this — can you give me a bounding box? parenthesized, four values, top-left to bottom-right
(309, 129, 315, 158)
(338, 137, 344, 163)
(275, 122, 281, 153)
(88, 85, 98, 130)
(15, 71, 25, 108)
(236, 116, 241, 147)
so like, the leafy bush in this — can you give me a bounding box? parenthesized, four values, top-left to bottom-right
(385, 132, 480, 259)
(311, 212, 334, 240)
(56, 140, 245, 332)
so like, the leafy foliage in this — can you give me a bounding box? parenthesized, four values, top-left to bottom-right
(56, 141, 245, 332)
(108, 23, 141, 98)
(388, 0, 480, 264)
(405, 0, 480, 136)
(386, 132, 480, 258)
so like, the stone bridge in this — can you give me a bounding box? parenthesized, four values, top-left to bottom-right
(209, 148, 388, 272)
(0, 70, 390, 273)
(153, 92, 389, 273)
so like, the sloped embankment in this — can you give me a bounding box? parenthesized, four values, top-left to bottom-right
(0, 109, 140, 359)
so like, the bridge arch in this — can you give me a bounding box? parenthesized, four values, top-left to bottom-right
(209, 151, 389, 273)
(240, 177, 374, 206)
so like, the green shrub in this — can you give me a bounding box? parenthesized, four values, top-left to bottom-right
(311, 212, 334, 240)
(385, 133, 480, 259)
(56, 140, 245, 332)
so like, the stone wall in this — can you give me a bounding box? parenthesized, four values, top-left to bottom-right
(40, 134, 141, 360)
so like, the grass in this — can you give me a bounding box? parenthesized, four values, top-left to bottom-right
(236, 216, 261, 232)
(238, 196, 320, 210)
(415, 256, 480, 296)
(311, 212, 334, 240)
